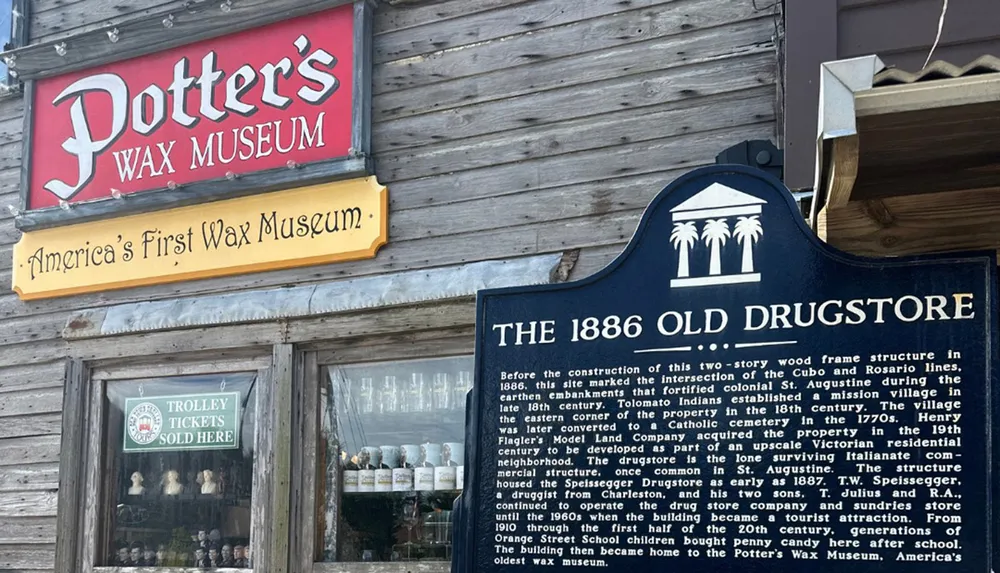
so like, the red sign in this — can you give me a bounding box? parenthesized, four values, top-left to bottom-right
(28, 5, 355, 210)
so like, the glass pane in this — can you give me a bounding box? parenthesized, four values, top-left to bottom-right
(102, 373, 257, 569)
(319, 356, 473, 562)
(0, 0, 11, 79)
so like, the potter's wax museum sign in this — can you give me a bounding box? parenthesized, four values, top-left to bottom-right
(15, 1, 373, 229)
(11, 177, 387, 300)
(454, 165, 996, 573)
(124, 391, 241, 452)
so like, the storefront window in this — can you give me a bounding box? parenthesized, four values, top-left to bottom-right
(319, 356, 473, 562)
(102, 373, 258, 568)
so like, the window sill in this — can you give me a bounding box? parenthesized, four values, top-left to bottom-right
(94, 567, 253, 573)
(314, 561, 450, 573)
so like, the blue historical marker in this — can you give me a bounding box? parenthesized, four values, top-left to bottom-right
(453, 165, 995, 573)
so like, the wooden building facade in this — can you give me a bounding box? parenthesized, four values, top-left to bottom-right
(0, 1, 779, 572)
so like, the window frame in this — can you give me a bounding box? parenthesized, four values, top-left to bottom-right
(1, 0, 29, 92)
(299, 328, 476, 573)
(55, 350, 282, 573)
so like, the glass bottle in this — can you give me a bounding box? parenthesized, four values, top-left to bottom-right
(432, 373, 450, 410)
(359, 377, 374, 414)
(410, 373, 426, 412)
(452, 371, 472, 409)
(380, 376, 397, 414)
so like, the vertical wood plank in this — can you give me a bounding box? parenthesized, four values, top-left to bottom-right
(270, 344, 293, 573)
(319, 362, 339, 561)
(80, 380, 105, 573)
(293, 352, 319, 572)
(250, 366, 274, 573)
(290, 351, 305, 570)
(54, 359, 86, 573)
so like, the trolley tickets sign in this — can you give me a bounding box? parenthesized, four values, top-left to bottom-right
(18, 1, 373, 228)
(11, 177, 387, 300)
(124, 391, 241, 452)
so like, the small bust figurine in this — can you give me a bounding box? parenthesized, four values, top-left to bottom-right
(129, 543, 143, 566)
(233, 545, 245, 567)
(201, 470, 219, 495)
(163, 470, 183, 495)
(442, 444, 457, 467)
(221, 544, 234, 567)
(116, 547, 131, 567)
(418, 445, 434, 467)
(143, 548, 156, 566)
(208, 545, 221, 568)
(197, 529, 209, 548)
(194, 547, 208, 568)
(128, 471, 145, 495)
(156, 545, 167, 565)
(209, 529, 222, 544)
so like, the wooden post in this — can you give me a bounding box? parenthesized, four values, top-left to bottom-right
(291, 351, 320, 573)
(270, 344, 295, 573)
(80, 381, 106, 573)
(251, 366, 275, 573)
(54, 359, 87, 573)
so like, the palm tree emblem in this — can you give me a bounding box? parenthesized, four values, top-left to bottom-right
(734, 215, 763, 273)
(701, 219, 730, 276)
(670, 222, 698, 278)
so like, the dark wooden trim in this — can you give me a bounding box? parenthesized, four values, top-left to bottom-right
(15, 156, 370, 230)
(17, 78, 32, 214)
(3, 0, 355, 81)
(351, 0, 375, 159)
(54, 359, 88, 573)
(782, 0, 837, 191)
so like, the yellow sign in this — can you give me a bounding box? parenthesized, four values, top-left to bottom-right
(12, 177, 388, 300)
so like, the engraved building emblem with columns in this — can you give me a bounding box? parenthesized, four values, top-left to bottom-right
(669, 182, 766, 288)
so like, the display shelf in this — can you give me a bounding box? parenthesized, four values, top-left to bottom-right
(122, 492, 247, 504)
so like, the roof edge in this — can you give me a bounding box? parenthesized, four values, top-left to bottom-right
(809, 55, 885, 227)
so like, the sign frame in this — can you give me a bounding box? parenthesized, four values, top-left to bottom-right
(454, 164, 998, 573)
(12, 0, 375, 232)
(123, 391, 242, 453)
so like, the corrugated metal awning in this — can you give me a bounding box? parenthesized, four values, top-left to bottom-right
(873, 54, 1000, 86)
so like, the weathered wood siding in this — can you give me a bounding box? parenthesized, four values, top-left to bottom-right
(0, 0, 778, 569)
